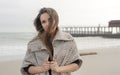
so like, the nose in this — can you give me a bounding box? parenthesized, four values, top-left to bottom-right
(46, 21, 49, 26)
(43, 23, 49, 31)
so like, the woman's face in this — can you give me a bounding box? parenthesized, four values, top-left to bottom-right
(40, 13, 50, 31)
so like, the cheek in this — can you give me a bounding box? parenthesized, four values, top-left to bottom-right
(42, 24, 48, 31)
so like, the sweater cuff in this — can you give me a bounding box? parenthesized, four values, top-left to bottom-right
(23, 64, 34, 74)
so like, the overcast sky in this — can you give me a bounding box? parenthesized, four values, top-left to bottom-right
(0, 0, 120, 32)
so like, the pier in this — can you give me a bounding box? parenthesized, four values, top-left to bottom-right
(61, 26, 120, 37)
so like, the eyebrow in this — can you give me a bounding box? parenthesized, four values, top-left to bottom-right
(41, 17, 50, 23)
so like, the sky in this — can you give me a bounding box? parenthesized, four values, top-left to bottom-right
(0, 0, 120, 32)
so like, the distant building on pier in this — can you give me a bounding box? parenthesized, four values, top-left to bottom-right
(109, 20, 120, 27)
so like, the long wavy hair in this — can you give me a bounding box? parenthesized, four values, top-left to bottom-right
(34, 7, 59, 61)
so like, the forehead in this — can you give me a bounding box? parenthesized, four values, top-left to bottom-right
(40, 13, 50, 21)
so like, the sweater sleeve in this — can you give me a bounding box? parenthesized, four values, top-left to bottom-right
(71, 59, 81, 66)
(20, 43, 37, 75)
(23, 64, 34, 74)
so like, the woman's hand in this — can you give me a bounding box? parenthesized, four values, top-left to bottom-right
(50, 60, 61, 72)
(28, 60, 50, 74)
(41, 60, 50, 72)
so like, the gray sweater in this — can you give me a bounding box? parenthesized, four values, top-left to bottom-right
(20, 30, 82, 75)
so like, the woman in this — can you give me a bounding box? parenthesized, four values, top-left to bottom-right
(21, 7, 82, 75)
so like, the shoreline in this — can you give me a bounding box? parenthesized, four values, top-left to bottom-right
(1, 45, 120, 60)
(0, 54, 24, 62)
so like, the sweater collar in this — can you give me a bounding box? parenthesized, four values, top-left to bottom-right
(53, 30, 74, 41)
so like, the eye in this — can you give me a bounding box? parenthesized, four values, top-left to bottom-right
(48, 17, 52, 22)
(41, 20, 46, 24)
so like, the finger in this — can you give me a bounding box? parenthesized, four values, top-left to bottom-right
(50, 65, 54, 70)
(43, 60, 48, 63)
(44, 60, 50, 64)
(50, 64, 55, 67)
(43, 63, 50, 67)
(50, 61, 55, 64)
(43, 67, 49, 71)
(45, 66, 50, 69)
(44, 65, 50, 69)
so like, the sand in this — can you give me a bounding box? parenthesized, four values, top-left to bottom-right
(0, 46, 120, 75)
(72, 46, 120, 75)
(0, 59, 22, 75)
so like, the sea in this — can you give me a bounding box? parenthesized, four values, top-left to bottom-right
(0, 32, 120, 60)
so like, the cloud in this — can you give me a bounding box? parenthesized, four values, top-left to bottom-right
(0, 0, 120, 32)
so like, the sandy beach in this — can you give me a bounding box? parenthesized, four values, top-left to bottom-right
(0, 46, 120, 75)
